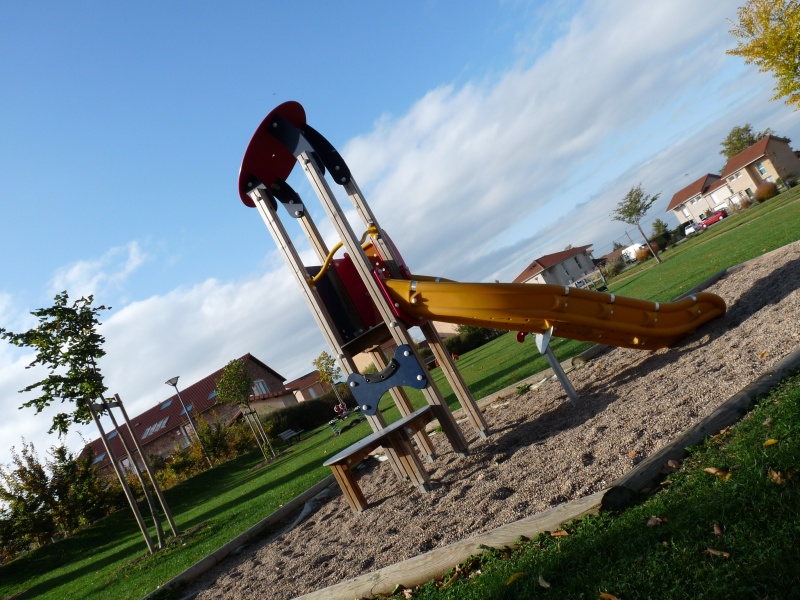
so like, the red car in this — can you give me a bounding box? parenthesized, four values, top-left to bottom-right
(701, 209, 728, 228)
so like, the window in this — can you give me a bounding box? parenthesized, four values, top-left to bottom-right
(160, 399, 172, 410)
(573, 256, 581, 266)
(736, 172, 742, 179)
(92, 452, 106, 464)
(207, 390, 217, 400)
(755, 161, 767, 175)
(728, 176, 735, 182)
(142, 416, 170, 439)
(180, 404, 194, 415)
(253, 379, 270, 395)
(108, 430, 118, 439)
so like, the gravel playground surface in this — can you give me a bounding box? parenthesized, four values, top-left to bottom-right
(184, 241, 800, 600)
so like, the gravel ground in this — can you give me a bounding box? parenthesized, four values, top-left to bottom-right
(185, 241, 800, 600)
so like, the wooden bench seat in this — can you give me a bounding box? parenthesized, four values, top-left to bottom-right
(323, 405, 436, 513)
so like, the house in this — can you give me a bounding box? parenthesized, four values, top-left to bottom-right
(667, 136, 800, 226)
(284, 370, 332, 403)
(82, 353, 287, 476)
(665, 174, 722, 226)
(513, 245, 598, 287)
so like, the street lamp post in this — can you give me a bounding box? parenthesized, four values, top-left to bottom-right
(165, 376, 213, 468)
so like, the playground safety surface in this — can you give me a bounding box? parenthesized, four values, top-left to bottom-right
(184, 241, 800, 600)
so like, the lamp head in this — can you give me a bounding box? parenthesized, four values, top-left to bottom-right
(165, 376, 179, 387)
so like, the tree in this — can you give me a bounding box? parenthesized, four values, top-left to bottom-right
(214, 358, 274, 460)
(0, 441, 116, 559)
(0, 292, 168, 553)
(728, 0, 800, 110)
(719, 123, 776, 162)
(312, 350, 343, 404)
(611, 184, 662, 264)
(612, 241, 625, 250)
(651, 219, 670, 237)
(0, 292, 109, 435)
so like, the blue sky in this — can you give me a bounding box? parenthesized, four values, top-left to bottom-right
(1, 0, 798, 468)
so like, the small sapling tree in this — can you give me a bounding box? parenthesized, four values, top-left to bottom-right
(312, 350, 344, 408)
(611, 184, 662, 264)
(0, 292, 168, 553)
(215, 358, 275, 459)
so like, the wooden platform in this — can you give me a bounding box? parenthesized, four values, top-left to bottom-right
(323, 405, 436, 513)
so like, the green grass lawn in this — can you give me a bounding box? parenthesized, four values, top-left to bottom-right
(395, 371, 800, 600)
(2, 188, 799, 599)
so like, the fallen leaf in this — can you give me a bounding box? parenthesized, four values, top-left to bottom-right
(646, 516, 663, 527)
(599, 593, 621, 600)
(505, 572, 525, 585)
(704, 548, 731, 558)
(768, 470, 786, 485)
(763, 439, 780, 447)
(714, 521, 724, 536)
(704, 467, 731, 481)
(763, 417, 773, 427)
(550, 530, 569, 537)
(759, 351, 769, 359)
(538, 574, 551, 589)
(627, 450, 637, 458)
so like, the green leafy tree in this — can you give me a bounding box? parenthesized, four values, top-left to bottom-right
(611, 184, 662, 264)
(719, 123, 776, 162)
(312, 350, 343, 404)
(0, 292, 169, 553)
(0, 441, 117, 559)
(0, 441, 55, 550)
(612, 241, 625, 250)
(215, 358, 254, 407)
(214, 358, 274, 459)
(651, 219, 670, 237)
(0, 292, 109, 435)
(728, 0, 800, 109)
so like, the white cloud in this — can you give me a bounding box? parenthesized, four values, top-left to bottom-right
(49, 241, 151, 299)
(339, 0, 775, 284)
(4, 0, 800, 470)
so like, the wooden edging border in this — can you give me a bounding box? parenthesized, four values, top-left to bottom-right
(143, 475, 336, 599)
(297, 343, 800, 599)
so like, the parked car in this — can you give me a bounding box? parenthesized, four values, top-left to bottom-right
(701, 209, 728, 228)
(684, 222, 704, 236)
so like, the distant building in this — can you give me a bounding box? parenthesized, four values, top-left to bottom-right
(513, 245, 598, 287)
(82, 353, 287, 476)
(666, 136, 800, 226)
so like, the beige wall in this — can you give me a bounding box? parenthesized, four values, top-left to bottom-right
(528, 252, 596, 287)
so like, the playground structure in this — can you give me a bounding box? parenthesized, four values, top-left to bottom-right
(237, 101, 727, 511)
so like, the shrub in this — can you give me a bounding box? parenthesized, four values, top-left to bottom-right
(604, 256, 626, 277)
(443, 326, 506, 355)
(739, 197, 752, 209)
(635, 242, 658, 262)
(261, 387, 353, 437)
(755, 181, 778, 202)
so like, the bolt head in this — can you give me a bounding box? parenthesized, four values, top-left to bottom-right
(416, 375, 424, 381)
(350, 382, 356, 387)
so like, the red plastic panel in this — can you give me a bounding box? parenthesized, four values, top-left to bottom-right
(238, 101, 306, 207)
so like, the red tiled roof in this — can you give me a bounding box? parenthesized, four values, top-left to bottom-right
(512, 245, 592, 284)
(665, 174, 721, 212)
(284, 370, 322, 391)
(82, 353, 284, 469)
(720, 135, 787, 177)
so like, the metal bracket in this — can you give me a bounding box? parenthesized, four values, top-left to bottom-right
(533, 328, 580, 407)
(346, 344, 427, 415)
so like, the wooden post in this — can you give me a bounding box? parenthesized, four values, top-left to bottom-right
(88, 403, 155, 554)
(298, 154, 469, 454)
(342, 177, 487, 438)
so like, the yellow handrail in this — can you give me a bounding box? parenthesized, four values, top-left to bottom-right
(307, 226, 379, 286)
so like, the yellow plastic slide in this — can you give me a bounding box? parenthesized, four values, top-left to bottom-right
(382, 276, 726, 350)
